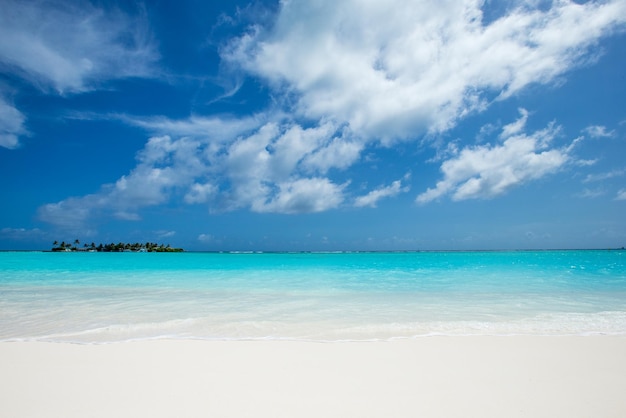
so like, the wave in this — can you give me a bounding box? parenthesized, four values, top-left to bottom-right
(3, 311, 626, 344)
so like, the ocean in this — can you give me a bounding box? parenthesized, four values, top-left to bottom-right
(1, 250, 625, 343)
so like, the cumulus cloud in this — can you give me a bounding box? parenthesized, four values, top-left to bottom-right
(0, 0, 158, 94)
(39, 117, 354, 226)
(256, 177, 347, 214)
(39, 135, 208, 225)
(185, 183, 218, 204)
(417, 111, 574, 203)
(0, 96, 27, 149)
(217, 121, 352, 213)
(301, 136, 363, 174)
(354, 175, 411, 208)
(225, 0, 626, 142)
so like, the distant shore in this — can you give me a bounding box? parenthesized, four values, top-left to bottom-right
(5, 247, 624, 253)
(50, 241, 183, 252)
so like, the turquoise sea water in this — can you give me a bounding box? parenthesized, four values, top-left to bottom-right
(1, 250, 625, 342)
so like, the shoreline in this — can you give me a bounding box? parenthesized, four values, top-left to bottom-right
(2, 336, 626, 418)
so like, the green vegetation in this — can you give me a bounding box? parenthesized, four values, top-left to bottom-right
(51, 240, 183, 252)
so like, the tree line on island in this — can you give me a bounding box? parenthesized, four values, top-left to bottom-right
(51, 240, 183, 252)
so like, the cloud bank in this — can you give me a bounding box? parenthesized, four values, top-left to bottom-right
(36, 0, 626, 228)
(225, 0, 626, 142)
(38, 119, 356, 225)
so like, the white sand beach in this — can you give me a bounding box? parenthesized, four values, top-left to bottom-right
(2, 337, 625, 418)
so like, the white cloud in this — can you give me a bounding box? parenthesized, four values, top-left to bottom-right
(0, 95, 27, 149)
(577, 188, 605, 199)
(616, 189, 626, 201)
(225, 0, 626, 143)
(38, 194, 99, 230)
(477, 123, 499, 143)
(583, 125, 615, 138)
(114, 211, 141, 221)
(256, 177, 346, 214)
(583, 168, 626, 183)
(0, 0, 158, 94)
(220, 122, 351, 213)
(0, 0, 159, 149)
(354, 176, 411, 208)
(500, 108, 529, 138)
(417, 113, 573, 203)
(198, 233, 214, 243)
(185, 183, 218, 204)
(36, 0, 626, 227)
(302, 136, 363, 174)
(266, 123, 336, 180)
(39, 135, 209, 225)
(39, 116, 354, 227)
(157, 230, 176, 239)
(120, 114, 265, 143)
(115, 135, 208, 207)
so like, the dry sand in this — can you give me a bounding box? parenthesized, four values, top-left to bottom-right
(1, 337, 625, 418)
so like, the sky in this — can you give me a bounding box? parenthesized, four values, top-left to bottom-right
(1, 0, 626, 251)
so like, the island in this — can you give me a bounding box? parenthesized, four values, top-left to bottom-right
(51, 240, 183, 252)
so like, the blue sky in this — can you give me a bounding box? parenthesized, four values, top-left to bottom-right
(1, 0, 626, 251)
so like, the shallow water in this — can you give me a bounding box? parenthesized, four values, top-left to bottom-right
(1, 250, 625, 342)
